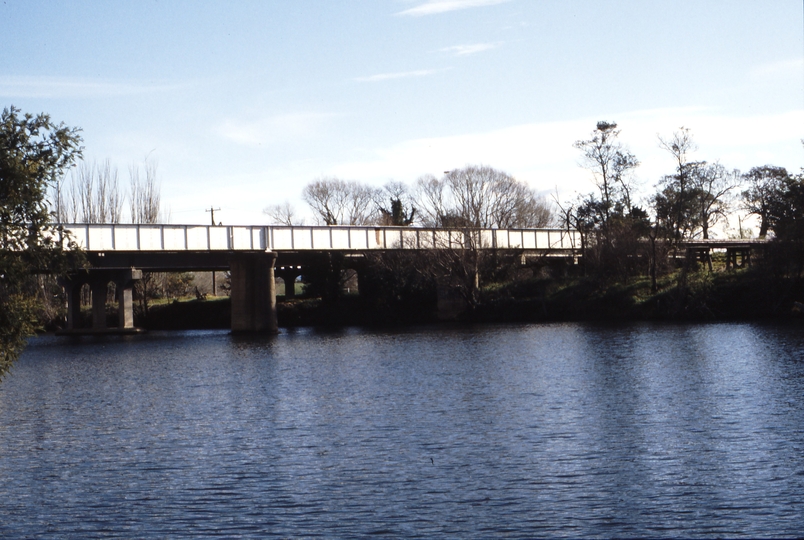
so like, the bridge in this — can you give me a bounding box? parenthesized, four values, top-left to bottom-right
(57, 223, 582, 334)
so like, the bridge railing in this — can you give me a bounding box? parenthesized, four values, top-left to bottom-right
(59, 224, 582, 252)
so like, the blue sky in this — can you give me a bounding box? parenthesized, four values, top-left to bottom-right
(2, 0, 803, 227)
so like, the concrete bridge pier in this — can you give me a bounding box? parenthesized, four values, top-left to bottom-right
(61, 268, 142, 333)
(230, 252, 278, 333)
(115, 268, 142, 329)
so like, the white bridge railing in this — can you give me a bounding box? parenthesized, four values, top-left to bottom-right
(59, 224, 581, 253)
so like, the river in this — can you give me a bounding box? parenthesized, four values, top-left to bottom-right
(1, 322, 803, 538)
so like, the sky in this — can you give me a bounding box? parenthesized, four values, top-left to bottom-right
(2, 0, 803, 228)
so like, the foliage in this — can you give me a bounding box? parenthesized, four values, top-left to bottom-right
(654, 160, 740, 240)
(742, 165, 790, 237)
(0, 106, 83, 378)
(762, 173, 804, 277)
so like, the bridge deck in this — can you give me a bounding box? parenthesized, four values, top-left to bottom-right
(59, 224, 582, 253)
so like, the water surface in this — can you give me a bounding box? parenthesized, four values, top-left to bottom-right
(1, 323, 803, 537)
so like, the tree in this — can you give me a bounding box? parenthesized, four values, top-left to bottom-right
(263, 200, 303, 226)
(742, 165, 789, 237)
(412, 165, 553, 310)
(375, 181, 416, 226)
(413, 165, 552, 229)
(55, 159, 124, 223)
(129, 160, 161, 225)
(688, 162, 740, 239)
(1, 106, 83, 378)
(654, 160, 740, 241)
(764, 173, 804, 276)
(302, 177, 379, 226)
(573, 121, 639, 220)
(656, 127, 698, 243)
(128, 160, 169, 317)
(570, 123, 649, 280)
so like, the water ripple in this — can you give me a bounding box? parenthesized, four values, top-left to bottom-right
(1, 323, 803, 537)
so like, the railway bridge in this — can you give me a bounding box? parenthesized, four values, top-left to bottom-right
(57, 223, 581, 334)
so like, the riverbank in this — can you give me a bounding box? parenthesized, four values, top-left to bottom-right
(118, 267, 804, 331)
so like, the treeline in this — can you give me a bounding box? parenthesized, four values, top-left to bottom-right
(266, 122, 804, 319)
(52, 158, 164, 224)
(564, 122, 803, 284)
(264, 165, 553, 229)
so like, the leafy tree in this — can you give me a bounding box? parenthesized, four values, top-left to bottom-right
(1, 106, 83, 378)
(655, 161, 740, 240)
(689, 162, 740, 239)
(572, 122, 646, 280)
(767, 174, 804, 241)
(656, 127, 698, 243)
(742, 165, 789, 237)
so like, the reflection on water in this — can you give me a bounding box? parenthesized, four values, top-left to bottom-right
(1, 323, 803, 537)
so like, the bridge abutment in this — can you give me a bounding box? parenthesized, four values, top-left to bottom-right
(230, 252, 278, 333)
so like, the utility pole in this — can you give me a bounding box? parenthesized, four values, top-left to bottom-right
(206, 207, 221, 226)
(206, 207, 221, 296)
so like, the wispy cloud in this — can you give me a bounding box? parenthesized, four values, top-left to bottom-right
(219, 112, 339, 146)
(0, 75, 185, 99)
(354, 69, 442, 83)
(397, 0, 512, 17)
(440, 42, 501, 56)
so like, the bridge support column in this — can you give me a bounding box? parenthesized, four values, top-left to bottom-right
(62, 278, 84, 331)
(90, 279, 108, 330)
(115, 268, 142, 329)
(230, 252, 278, 333)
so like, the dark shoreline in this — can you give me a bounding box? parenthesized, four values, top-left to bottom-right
(73, 268, 803, 332)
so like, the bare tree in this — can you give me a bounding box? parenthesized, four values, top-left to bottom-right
(129, 160, 161, 224)
(263, 200, 303, 226)
(574, 121, 640, 219)
(413, 174, 448, 227)
(98, 159, 124, 223)
(343, 181, 378, 225)
(55, 159, 123, 223)
(414, 165, 552, 229)
(302, 177, 379, 225)
(411, 165, 553, 310)
(128, 159, 166, 317)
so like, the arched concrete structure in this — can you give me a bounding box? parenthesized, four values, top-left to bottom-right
(61, 268, 142, 332)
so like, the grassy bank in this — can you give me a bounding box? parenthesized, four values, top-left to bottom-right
(474, 267, 804, 323)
